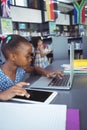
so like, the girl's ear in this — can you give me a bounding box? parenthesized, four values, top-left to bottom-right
(9, 53, 16, 62)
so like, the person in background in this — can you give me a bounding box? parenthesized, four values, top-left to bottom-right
(31, 36, 51, 68)
(0, 34, 62, 101)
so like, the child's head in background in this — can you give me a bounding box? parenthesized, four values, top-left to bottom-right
(1, 34, 32, 67)
(31, 36, 43, 50)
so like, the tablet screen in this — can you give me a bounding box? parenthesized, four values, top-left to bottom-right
(13, 89, 57, 104)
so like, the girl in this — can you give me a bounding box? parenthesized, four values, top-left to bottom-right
(32, 36, 51, 68)
(0, 34, 62, 101)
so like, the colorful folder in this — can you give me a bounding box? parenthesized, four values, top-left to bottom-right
(66, 109, 80, 130)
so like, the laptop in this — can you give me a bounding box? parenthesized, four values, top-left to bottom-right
(30, 43, 74, 90)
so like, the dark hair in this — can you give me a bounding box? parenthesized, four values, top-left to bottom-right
(31, 36, 42, 49)
(1, 34, 29, 59)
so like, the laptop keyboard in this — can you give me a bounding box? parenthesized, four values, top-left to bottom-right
(48, 75, 70, 86)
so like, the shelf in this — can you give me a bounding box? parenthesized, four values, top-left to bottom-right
(67, 36, 87, 59)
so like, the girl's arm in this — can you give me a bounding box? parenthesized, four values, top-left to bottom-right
(23, 65, 63, 78)
(23, 65, 49, 76)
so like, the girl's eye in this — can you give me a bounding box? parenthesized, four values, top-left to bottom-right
(26, 56, 29, 59)
(26, 54, 32, 58)
(26, 55, 30, 58)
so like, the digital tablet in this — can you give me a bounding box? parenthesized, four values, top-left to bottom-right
(12, 89, 57, 104)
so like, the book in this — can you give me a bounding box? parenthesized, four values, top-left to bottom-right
(74, 60, 87, 67)
(66, 109, 80, 130)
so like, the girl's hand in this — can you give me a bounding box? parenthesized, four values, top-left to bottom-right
(0, 82, 30, 101)
(46, 70, 63, 79)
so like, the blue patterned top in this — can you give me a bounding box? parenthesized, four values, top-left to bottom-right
(0, 67, 26, 92)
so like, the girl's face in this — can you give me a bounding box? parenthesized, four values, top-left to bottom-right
(37, 40, 43, 48)
(13, 42, 32, 67)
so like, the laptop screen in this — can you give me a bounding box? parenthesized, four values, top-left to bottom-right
(69, 43, 74, 85)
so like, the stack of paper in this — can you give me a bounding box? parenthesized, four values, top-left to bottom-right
(62, 63, 87, 74)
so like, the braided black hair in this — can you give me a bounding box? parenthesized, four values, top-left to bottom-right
(1, 34, 29, 59)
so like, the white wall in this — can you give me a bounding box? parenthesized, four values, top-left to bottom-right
(10, 7, 70, 25)
(10, 6, 42, 23)
(10, 6, 87, 26)
(45, 11, 70, 25)
(55, 13, 70, 25)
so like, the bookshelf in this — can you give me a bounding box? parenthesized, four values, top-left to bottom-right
(68, 36, 87, 59)
(41, 21, 56, 36)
